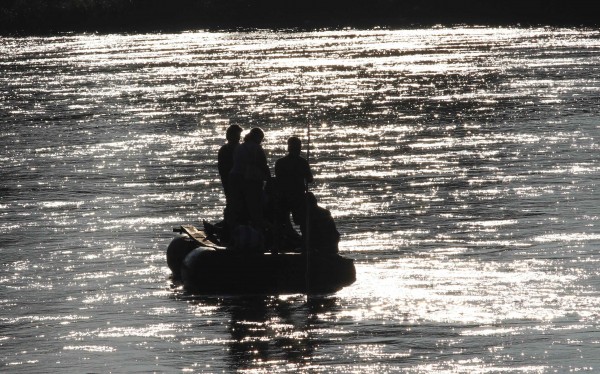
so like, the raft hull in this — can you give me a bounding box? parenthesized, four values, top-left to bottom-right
(181, 247, 355, 295)
(168, 234, 356, 295)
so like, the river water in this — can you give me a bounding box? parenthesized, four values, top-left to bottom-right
(1, 27, 599, 373)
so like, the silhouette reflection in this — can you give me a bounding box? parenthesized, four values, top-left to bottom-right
(186, 295, 340, 371)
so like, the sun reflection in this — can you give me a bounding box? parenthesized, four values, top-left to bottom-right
(2, 26, 600, 373)
(534, 233, 600, 243)
(337, 257, 581, 326)
(63, 345, 116, 353)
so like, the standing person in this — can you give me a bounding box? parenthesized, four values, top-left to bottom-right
(229, 127, 271, 232)
(275, 136, 314, 237)
(217, 125, 243, 236)
(218, 124, 243, 195)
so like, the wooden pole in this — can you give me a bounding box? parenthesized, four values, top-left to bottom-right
(305, 114, 311, 295)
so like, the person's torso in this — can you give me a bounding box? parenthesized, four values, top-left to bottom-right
(231, 141, 262, 176)
(276, 155, 308, 194)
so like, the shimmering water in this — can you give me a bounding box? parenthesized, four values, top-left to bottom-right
(1, 27, 599, 373)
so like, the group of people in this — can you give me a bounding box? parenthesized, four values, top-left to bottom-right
(215, 124, 340, 254)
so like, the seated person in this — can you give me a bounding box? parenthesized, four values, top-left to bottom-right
(301, 192, 340, 254)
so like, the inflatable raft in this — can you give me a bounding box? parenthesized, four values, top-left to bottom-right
(167, 225, 356, 295)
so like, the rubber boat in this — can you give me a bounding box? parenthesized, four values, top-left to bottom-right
(167, 225, 356, 295)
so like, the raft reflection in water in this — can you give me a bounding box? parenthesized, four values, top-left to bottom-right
(184, 296, 340, 370)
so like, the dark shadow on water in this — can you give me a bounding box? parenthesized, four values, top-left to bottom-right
(178, 293, 341, 371)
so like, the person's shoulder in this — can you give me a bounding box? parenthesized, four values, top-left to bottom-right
(293, 156, 309, 169)
(220, 142, 234, 151)
(237, 142, 250, 153)
(246, 141, 262, 153)
(317, 206, 332, 216)
(277, 154, 291, 162)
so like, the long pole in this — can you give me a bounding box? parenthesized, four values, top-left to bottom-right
(305, 111, 311, 295)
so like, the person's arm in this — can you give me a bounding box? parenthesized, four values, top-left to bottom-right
(304, 158, 314, 184)
(258, 146, 271, 179)
(217, 146, 230, 182)
(274, 158, 281, 180)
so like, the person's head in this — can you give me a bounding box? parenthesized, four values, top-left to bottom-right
(287, 136, 302, 156)
(226, 125, 243, 143)
(247, 127, 265, 144)
(306, 192, 318, 207)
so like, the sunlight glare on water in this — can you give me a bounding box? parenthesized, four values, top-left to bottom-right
(1, 27, 599, 372)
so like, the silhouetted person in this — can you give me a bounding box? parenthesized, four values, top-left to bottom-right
(302, 192, 340, 254)
(218, 124, 243, 194)
(229, 127, 271, 234)
(275, 137, 313, 237)
(217, 124, 243, 237)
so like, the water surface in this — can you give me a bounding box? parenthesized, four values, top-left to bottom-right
(1, 28, 599, 373)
